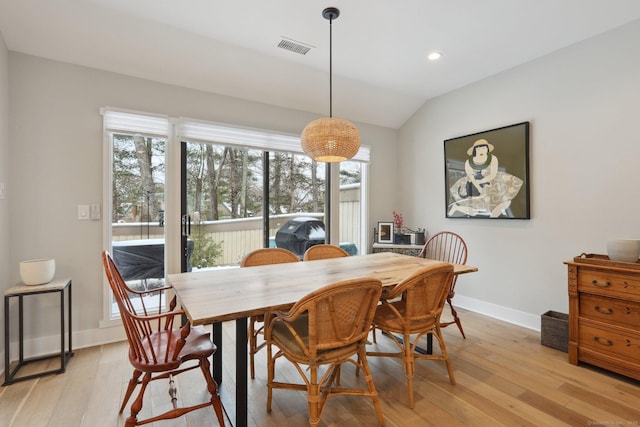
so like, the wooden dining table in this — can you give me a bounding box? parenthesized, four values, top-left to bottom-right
(167, 251, 477, 427)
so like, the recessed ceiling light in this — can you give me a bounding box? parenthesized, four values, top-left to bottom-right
(427, 51, 442, 61)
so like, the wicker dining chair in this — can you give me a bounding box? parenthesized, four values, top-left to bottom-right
(367, 262, 455, 409)
(265, 277, 385, 427)
(240, 247, 300, 379)
(102, 251, 225, 427)
(303, 244, 350, 261)
(418, 231, 469, 338)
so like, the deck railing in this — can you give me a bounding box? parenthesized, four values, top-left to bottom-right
(112, 186, 361, 266)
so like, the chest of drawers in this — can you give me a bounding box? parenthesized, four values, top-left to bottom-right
(565, 255, 640, 380)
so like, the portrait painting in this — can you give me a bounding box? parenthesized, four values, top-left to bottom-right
(444, 122, 530, 219)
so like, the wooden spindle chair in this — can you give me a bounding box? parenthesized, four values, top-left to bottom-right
(418, 231, 468, 337)
(102, 251, 225, 427)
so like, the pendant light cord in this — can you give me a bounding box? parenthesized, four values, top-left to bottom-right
(329, 16, 333, 118)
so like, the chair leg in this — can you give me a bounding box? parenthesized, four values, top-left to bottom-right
(200, 356, 226, 426)
(126, 371, 151, 427)
(358, 347, 385, 426)
(120, 369, 143, 414)
(403, 333, 416, 409)
(434, 326, 456, 385)
(266, 342, 274, 413)
(308, 366, 321, 427)
(441, 297, 466, 338)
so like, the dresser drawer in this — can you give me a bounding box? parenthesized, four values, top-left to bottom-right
(577, 268, 640, 300)
(578, 319, 640, 364)
(579, 293, 640, 328)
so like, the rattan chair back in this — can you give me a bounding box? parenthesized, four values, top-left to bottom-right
(240, 247, 300, 379)
(303, 244, 350, 261)
(241, 247, 300, 266)
(367, 262, 455, 409)
(266, 277, 385, 426)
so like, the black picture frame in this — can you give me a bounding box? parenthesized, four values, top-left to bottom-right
(444, 121, 530, 219)
(377, 222, 394, 243)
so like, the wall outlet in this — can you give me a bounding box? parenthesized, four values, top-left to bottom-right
(78, 205, 90, 220)
(90, 204, 101, 220)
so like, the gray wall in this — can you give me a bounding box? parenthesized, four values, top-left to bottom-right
(5, 52, 397, 355)
(398, 19, 640, 328)
(0, 32, 9, 363)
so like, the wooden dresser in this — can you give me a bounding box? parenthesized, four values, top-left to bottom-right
(565, 254, 640, 380)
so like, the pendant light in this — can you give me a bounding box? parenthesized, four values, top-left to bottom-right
(301, 7, 360, 163)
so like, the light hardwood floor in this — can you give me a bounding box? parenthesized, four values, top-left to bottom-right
(1, 309, 639, 426)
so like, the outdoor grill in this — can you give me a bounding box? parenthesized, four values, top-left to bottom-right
(275, 217, 325, 257)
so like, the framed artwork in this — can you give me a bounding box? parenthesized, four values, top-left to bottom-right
(444, 121, 530, 219)
(377, 222, 394, 243)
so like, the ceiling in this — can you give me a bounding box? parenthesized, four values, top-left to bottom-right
(1, 0, 640, 129)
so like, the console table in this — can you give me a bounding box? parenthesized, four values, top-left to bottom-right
(4, 278, 73, 385)
(372, 243, 424, 257)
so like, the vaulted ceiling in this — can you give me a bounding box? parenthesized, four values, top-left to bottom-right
(1, 0, 640, 128)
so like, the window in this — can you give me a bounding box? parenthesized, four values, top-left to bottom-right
(103, 109, 370, 322)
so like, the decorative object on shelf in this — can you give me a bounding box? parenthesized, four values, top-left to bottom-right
(19, 258, 55, 285)
(394, 233, 411, 245)
(377, 222, 394, 243)
(392, 210, 404, 232)
(445, 122, 530, 219)
(413, 229, 426, 245)
(606, 238, 639, 262)
(301, 7, 360, 162)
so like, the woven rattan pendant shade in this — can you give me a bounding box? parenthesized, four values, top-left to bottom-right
(301, 117, 360, 162)
(301, 7, 360, 163)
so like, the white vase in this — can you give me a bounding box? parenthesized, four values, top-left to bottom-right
(19, 258, 56, 285)
(606, 239, 640, 263)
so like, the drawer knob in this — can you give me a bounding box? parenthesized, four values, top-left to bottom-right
(593, 336, 613, 346)
(594, 305, 613, 314)
(591, 279, 611, 288)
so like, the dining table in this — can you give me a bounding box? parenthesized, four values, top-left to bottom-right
(167, 251, 478, 427)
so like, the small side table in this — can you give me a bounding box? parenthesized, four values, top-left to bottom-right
(3, 278, 73, 385)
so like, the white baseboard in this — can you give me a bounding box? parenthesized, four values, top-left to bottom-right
(454, 294, 541, 331)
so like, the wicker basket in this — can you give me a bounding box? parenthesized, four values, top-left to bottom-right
(541, 310, 568, 352)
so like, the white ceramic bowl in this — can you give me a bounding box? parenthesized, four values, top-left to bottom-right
(606, 239, 640, 263)
(19, 258, 56, 285)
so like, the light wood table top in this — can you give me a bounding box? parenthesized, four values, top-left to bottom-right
(168, 252, 477, 326)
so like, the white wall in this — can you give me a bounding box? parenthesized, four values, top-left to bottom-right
(6, 52, 398, 353)
(0, 31, 10, 361)
(398, 19, 640, 329)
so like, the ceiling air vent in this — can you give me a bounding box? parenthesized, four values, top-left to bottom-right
(277, 37, 313, 55)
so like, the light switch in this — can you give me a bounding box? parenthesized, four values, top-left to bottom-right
(78, 205, 90, 220)
(0, 182, 4, 200)
(90, 204, 101, 220)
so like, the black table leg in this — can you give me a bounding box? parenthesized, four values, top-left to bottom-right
(213, 322, 223, 385)
(235, 317, 248, 427)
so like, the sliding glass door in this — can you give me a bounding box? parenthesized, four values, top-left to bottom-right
(180, 141, 331, 267)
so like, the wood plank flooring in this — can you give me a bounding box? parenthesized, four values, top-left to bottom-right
(1, 309, 639, 426)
